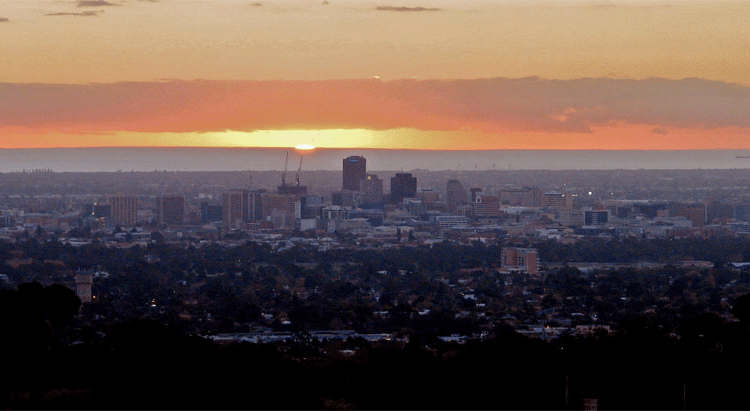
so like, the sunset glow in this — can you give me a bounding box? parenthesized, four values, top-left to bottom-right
(1, 0, 748, 151)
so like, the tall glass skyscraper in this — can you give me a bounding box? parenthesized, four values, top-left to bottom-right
(342, 156, 366, 191)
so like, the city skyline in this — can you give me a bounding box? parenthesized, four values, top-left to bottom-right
(1, 0, 749, 151)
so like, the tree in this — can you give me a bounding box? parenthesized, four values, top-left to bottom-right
(0, 282, 81, 404)
(732, 293, 750, 324)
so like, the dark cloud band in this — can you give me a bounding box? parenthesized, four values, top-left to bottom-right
(1, 77, 748, 134)
(375, 6, 441, 12)
(77, 0, 119, 6)
(44, 11, 101, 16)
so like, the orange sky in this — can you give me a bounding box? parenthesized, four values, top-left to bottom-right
(1, 0, 748, 150)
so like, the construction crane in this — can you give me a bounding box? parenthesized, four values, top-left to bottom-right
(278, 151, 307, 195)
(280, 150, 289, 193)
(295, 156, 303, 187)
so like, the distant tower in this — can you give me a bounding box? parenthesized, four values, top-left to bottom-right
(200, 202, 223, 223)
(260, 193, 299, 221)
(390, 172, 417, 204)
(222, 189, 249, 230)
(542, 191, 573, 210)
(677, 206, 706, 227)
(108, 195, 138, 226)
(360, 174, 384, 204)
(343, 156, 367, 191)
(156, 195, 185, 226)
(446, 179, 467, 212)
(75, 271, 93, 304)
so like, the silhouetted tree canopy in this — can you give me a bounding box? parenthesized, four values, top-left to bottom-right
(0, 282, 81, 405)
(732, 293, 750, 324)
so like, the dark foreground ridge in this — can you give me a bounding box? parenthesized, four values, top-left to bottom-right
(4, 277, 750, 410)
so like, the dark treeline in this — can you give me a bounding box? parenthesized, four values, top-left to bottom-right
(537, 236, 750, 264)
(6, 235, 750, 276)
(4, 236, 750, 335)
(5, 237, 750, 408)
(4, 286, 750, 410)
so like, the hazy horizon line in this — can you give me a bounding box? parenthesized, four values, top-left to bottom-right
(3, 146, 749, 152)
(2, 147, 749, 173)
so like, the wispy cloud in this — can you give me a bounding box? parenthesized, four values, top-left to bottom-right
(1, 78, 748, 137)
(375, 6, 441, 12)
(44, 11, 101, 16)
(77, 0, 119, 6)
(44, 10, 103, 17)
(0, 17, 9, 22)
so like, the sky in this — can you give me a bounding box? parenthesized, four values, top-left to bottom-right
(1, 0, 749, 150)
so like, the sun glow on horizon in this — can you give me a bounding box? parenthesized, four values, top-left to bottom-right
(2, 126, 750, 151)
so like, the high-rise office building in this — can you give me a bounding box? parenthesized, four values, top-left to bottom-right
(261, 193, 298, 219)
(332, 190, 357, 208)
(109, 195, 138, 226)
(499, 186, 541, 207)
(156, 195, 185, 225)
(446, 179, 467, 211)
(248, 190, 266, 222)
(360, 174, 384, 204)
(472, 194, 500, 217)
(677, 206, 706, 227)
(343, 156, 367, 191)
(222, 189, 249, 229)
(200, 202, 223, 223)
(584, 208, 610, 226)
(261, 193, 299, 229)
(419, 189, 440, 204)
(541, 191, 573, 210)
(390, 172, 417, 204)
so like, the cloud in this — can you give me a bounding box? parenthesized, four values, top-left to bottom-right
(651, 127, 668, 135)
(1, 78, 749, 137)
(0, 17, 9, 22)
(77, 0, 119, 6)
(44, 11, 101, 16)
(375, 6, 441, 12)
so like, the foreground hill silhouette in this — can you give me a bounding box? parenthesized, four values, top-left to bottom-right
(3, 282, 750, 409)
